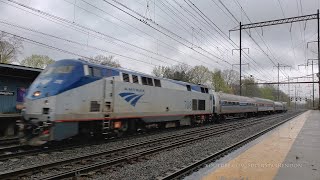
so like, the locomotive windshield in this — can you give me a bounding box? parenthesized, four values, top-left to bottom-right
(41, 65, 74, 76)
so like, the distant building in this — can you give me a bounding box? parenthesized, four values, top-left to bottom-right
(0, 63, 42, 113)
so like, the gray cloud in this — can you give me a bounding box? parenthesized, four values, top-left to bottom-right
(0, 0, 319, 98)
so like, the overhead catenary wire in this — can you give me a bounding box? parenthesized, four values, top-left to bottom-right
(104, 0, 231, 67)
(75, 0, 221, 69)
(2, 0, 229, 71)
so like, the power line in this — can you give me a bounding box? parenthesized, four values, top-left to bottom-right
(77, 0, 219, 69)
(3, 0, 230, 70)
(104, 0, 229, 66)
(0, 20, 176, 66)
(1, 30, 159, 68)
(207, 0, 277, 80)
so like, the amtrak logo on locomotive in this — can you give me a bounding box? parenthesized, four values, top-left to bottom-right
(119, 88, 145, 107)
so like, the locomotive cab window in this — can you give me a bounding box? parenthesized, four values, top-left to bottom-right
(154, 79, 161, 87)
(132, 75, 139, 84)
(93, 68, 102, 77)
(147, 78, 153, 86)
(142, 77, 148, 85)
(186, 85, 191, 91)
(88, 67, 101, 77)
(205, 88, 208, 93)
(200, 87, 205, 93)
(88, 67, 93, 76)
(122, 73, 130, 82)
(141, 76, 153, 86)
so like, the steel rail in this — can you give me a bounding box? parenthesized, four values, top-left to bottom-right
(0, 113, 277, 161)
(0, 112, 299, 179)
(160, 112, 304, 180)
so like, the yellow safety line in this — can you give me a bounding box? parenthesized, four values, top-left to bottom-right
(202, 111, 310, 180)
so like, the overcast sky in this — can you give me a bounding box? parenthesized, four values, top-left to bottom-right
(1, 0, 319, 99)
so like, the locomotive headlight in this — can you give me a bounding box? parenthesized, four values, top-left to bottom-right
(33, 91, 41, 97)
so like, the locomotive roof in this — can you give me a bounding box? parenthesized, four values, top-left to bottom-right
(60, 59, 211, 88)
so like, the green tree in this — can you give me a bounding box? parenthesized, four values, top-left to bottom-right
(242, 76, 260, 97)
(88, 55, 121, 68)
(20, 55, 55, 69)
(259, 85, 275, 100)
(211, 70, 232, 93)
(0, 32, 23, 63)
(189, 65, 211, 84)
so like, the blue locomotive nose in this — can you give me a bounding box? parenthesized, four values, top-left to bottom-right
(26, 60, 84, 100)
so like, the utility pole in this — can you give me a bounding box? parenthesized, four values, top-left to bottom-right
(274, 63, 291, 101)
(230, 10, 319, 106)
(298, 59, 318, 108)
(232, 63, 249, 70)
(295, 85, 297, 110)
(231, 44, 249, 96)
(240, 22, 242, 96)
(288, 76, 290, 107)
(308, 59, 318, 108)
(318, 9, 320, 110)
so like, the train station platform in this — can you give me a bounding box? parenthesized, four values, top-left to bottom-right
(189, 110, 320, 180)
(0, 114, 20, 137)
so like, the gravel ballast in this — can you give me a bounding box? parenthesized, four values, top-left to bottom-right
(93, 112, 303, 180)
(0, 111, 302, 179)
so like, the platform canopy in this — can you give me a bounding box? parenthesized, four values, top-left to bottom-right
(0, 63, 42, 80)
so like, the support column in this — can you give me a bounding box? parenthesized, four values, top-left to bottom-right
(240, 22, 242, 96)
(318, 9, 320, 110)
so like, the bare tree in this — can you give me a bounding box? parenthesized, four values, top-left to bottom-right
(0, 32, 23, 63)
(20, 54, 55, 69)
(222, 69, 239, 86)
(189, 65, 211, 84)
(88, 55, 121, 68)
(152, 63, 194, 83)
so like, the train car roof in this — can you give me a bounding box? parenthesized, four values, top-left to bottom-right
(58, 59, 211, 89)
(253, 97, 275, 102)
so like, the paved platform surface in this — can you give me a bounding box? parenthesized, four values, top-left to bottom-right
(274, 110, 320, 180)
(186, 110, 320, 180)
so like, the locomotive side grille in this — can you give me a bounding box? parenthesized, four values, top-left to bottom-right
(198, 100, 206, 110)
(90, 101, 100, 112)
(192, 99, 197, 110)
(42, 108, 49, 114)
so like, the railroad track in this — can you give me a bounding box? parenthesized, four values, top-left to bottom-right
(160, 111, 304, 180)
(0, 137, 19, 146)
(0, 111, 301, 179)
(0, 112, 283, 162)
